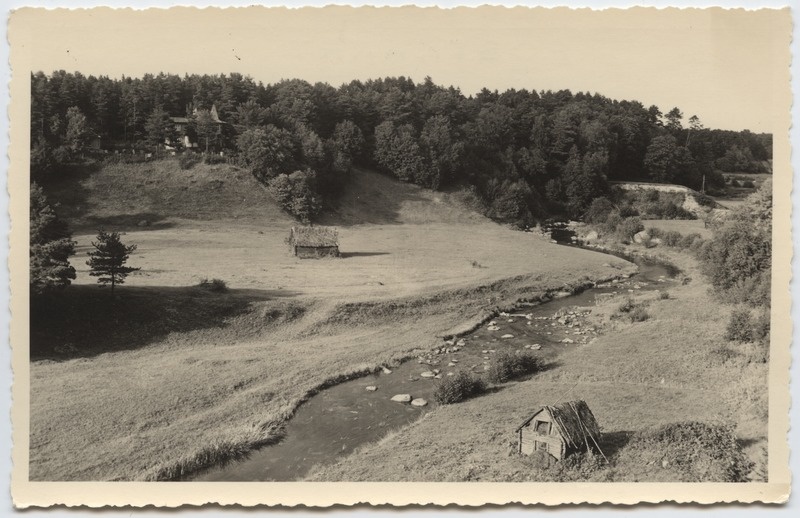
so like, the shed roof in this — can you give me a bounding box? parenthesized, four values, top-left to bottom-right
(291, 226, 339, 247)
(516, 400, 601, 450)
(170, 116, 190, 124)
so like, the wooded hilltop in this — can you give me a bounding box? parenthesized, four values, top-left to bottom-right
(31, 71, 771, 226)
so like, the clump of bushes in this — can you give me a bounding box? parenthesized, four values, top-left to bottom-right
(615, 216, 644, 242)
(616, 298, 649, 322)
(178, 153, 201, 170)
(725, 307, 770, 344)
(434, 371, 485, 404)
(485, 350, 543, 383)
(658, 290, 670, 300)
(203, 153, 228, 165)
(617, 422, 754, 482)
(197, 278, 228, 293)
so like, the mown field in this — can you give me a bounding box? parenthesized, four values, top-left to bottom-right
(30, 160, 627, 480)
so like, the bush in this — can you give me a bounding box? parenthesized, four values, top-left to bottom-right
(661, 230, 682, 247)
(178, 153, 201, 170)
(628, 306, 650, 322)
(617, 298, 649, 322)
(485, 350, 543, 383)
(601, 211, 624, 235)
(618, 422, 754, 482)
(584, 197, 615, 225)
(615, 217, 644, 242)
(203, 153, 227, 165)
(433, 371, 485, 404)
(618, 205, 639, 218)
(198, 278, 228, 293)
(658, 290, 670, 300)
(725, 307, 770, 344)
(677, 232, 703, 250)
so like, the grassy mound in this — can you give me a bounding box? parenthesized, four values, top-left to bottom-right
(614, 421, 754, 482)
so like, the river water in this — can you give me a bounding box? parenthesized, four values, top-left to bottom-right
(189, 239, 675, 481)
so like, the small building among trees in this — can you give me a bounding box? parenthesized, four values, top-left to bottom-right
(288, 226, 340, 258)
(516, 400, 602, 461)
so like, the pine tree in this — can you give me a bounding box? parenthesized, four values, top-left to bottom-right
(30, 183, 76, 295)
(86, 230, 139, 295)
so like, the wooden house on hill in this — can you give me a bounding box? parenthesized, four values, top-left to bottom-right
(516, 400, 601, 461)
(169, 104, 226, 150)
(288, 226, 340, 258)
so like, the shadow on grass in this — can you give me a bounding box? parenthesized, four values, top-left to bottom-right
(339, 252, 390, 259)
(598, 430, 635, 458)
(30, 285, 302, 361)
(77, 212, 177, 232)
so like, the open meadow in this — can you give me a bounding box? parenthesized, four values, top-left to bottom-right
(30, 160, 630, 480)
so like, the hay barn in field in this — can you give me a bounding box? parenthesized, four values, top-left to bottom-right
(288, 226, 340, 259)
(516, 400, 601, 461)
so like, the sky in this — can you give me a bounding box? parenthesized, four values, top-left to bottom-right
(10, 6, 789, 133)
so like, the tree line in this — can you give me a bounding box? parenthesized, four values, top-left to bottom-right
(31, 71, 772, 227)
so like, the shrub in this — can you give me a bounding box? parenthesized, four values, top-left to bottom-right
(601, 211, 624, 235)
(485, 350, 543, 383)
(615, 217, 644, 241)
(618, 422, 754, 482)
(198, 278, 228, 293)
(203, 153, 227, 165)
(618, 205, 639, 218)
(433, 371, 485, 404)
(584, 197, 615, 225)
(725, 307, 753, 342)
(677, 232, 703, 250)
(661, 230, 682, 247)
(658, 290, 670, 300)
(628, 306, 650, 322)
(178, 153, 201, 170)
(725, 307, 770, 344)
(617, 298, 649, 322)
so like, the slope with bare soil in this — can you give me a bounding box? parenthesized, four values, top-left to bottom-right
(30, 159, 626, 480)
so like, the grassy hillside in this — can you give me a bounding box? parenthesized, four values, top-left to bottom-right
(30, 158, 629, 480)
(308, 249, 767, 482)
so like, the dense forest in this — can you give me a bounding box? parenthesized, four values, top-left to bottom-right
(30, 71, 772, 226)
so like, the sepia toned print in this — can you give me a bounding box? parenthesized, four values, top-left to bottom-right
(9, 5, 791, 507)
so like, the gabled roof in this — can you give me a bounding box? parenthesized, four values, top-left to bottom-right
(290, 226, 339, 247)
(516, 400, 601, 450)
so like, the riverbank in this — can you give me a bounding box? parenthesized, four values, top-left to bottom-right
(308, 244, 767, 482)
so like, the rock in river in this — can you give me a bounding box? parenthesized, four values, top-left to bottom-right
(411, 398, 428, 407)
(420, 371, 436, 378)
(365, 386, 378, 392)
(391, 394, 412, 403)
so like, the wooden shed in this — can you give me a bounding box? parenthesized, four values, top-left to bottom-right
(516, 400, 601, 461)
(288, 226, 340, 259)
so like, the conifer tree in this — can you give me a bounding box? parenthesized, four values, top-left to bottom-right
(86, 230, 139, 295)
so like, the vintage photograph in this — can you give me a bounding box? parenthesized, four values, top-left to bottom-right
(9, 5, 792, 507)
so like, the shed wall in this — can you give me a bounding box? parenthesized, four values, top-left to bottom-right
(295, 246, 339, 258)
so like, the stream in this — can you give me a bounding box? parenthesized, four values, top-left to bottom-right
(189, 232, 676, 481)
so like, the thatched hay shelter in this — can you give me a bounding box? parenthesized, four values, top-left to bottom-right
(288, 226, 339, 259)
(516, 400, 601, 460)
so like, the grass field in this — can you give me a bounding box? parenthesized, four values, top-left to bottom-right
(31, 159, 629, 480)
(308, 248, 768, 482)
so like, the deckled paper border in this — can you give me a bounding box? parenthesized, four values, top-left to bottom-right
(6, 4, 792, 508)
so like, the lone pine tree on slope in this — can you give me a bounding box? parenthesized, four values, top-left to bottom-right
(86, 230, 139, 295)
